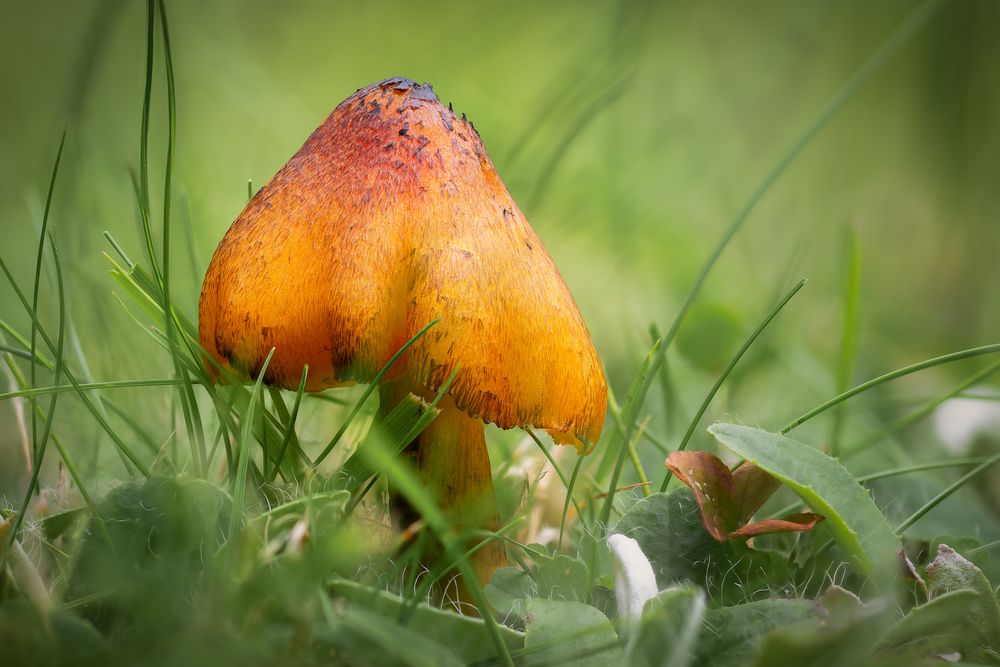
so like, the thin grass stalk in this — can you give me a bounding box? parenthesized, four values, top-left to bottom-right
(267, 366, 308, 483)
(153, 0, 205, 476)
(844, 357, 1000, 456)
(137, 0, 162, 288)
(829, 223, 860, 457)
(781, 343, 1000, 434)
(313, 319, 439, 467)
(0, 258, 151, 476)
(227, 347, 275, 565)
(1, 351, 101, 531)
(560, 454, 586, 550)
(660, 278, 806, 491)
(29, 130, 67, 466)
(894, 451, 1000, 535)
(6, 234, 66, 550)
(0, 377, 194, 401)
(606, 385, 651, 497)
(525, 429, 586, 524)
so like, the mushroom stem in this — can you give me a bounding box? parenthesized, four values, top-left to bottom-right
(380, 379, 506, 607)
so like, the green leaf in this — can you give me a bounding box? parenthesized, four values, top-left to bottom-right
(328, 578, 523, 663)
(535, 554, 590, 603)
(750, 619, 879, 667)
(708, 423, 900, 575)
(924, 544, 1000, 661)
(627, 586, 705, 667)
(613, 488, 790, 604)
(750, 587, 887, 667)
(694, 599, 816, 667)
(523, 598, 623, 666)
(614, 488, 727, 588)
(480, 551, 589, 620)
(485, 567, 534, 622)
(877, 588, 980, 657)
(67, 477, 229, 632)
(319, 603, 465, 667)
(0, 601, 109, 666)
(40, 506, 85, 540)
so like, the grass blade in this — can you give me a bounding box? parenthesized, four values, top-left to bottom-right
(227, 347, 274, 565)
(527, 74, 632, 210)
(829, 223, 860, 456)
(844, 357, 1000, 456)
(137, 0, 161, 288)
(781, 343, 1000, 434)
(894, 451, 1000, 535)
(525, 429, 586, 528)
(598, 339, 660, 529)
(267, 366, 308, 483)
(660, 278, 806, 491)
(156, 0, 206, 476)
(6, 233, 67, 550)
(0, 258, 151, 477)
(29, 130, 67, 466)
(0, 378, 197, 401)
(606, 385, 651, 497)
(313, 319, 439, 467)
(342, 367, 459, 510)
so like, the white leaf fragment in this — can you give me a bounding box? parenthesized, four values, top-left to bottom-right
(608, 533, 658, 621)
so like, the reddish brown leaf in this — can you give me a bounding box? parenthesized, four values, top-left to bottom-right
(731, 461, 781, 524)
(665, 450, 738, 541)
(666, 450, 824, 542)
(728, 512, 824, 539)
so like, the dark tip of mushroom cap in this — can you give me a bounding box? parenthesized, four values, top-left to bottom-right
(344, 77, 440, 115)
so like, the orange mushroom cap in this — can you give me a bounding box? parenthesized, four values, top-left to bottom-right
(198, 78, 607, 448)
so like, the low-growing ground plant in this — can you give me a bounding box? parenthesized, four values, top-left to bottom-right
(2, 1, 999, 666)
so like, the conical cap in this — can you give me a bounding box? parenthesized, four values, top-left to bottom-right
(199, 78, 607, 447)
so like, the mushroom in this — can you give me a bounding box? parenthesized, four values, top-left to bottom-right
(198, 77, 607, 595)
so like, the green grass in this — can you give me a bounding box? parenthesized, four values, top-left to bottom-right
(2, 0, 1000, 665)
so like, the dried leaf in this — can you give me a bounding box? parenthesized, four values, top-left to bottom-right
(665, 450, 822, 541)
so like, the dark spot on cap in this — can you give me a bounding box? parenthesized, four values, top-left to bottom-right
(414, 136, 430, 157)
(399, 123, 409, 136)
(439, 109, 454, 131)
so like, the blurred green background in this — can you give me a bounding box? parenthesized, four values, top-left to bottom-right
(2, 0, 999, 507)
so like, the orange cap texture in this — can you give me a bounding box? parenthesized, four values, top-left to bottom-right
(199, 78, 607, 447)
